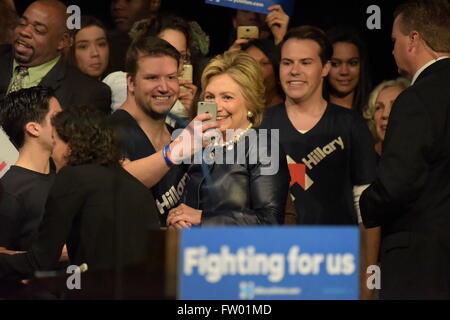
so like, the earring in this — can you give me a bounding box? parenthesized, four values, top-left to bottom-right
(247, 111, 254, 119)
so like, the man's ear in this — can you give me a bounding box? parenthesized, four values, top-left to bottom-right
(127, 73, 135, 95)
(57, 30, 71, 51)
(408, 30, 420, 52)
(322, 60, 331, 77)
(24, 122, 40, 138)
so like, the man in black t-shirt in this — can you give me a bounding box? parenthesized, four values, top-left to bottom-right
(260, 26, 377, 299)
(0, 87, 61, 253)
(109, 37, 188, 227)
(261, 26, 376, 225)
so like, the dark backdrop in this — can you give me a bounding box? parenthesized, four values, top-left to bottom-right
(14, 0, 411, 85)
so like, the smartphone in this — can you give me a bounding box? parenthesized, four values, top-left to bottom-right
(197, 101, 217, 122)
(237, 26, 259, 40)
(179, 64, 193, 82)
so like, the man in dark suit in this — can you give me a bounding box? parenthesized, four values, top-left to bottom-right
(360, 0, 450, 299)
(0, 0, 111, 114)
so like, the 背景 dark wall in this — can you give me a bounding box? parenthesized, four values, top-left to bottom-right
(14, 0, 412, 85)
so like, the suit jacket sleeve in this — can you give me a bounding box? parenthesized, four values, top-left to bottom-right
(0, 167, 84, 279)
(360, 89, 434, 228)
(350, 112, 377, 185)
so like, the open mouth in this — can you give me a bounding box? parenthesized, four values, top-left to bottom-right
(216, 115, 230, 121)
(153, 96, 171, 101)
(15, 39, 32, 51)
(287, 80, 306, 87)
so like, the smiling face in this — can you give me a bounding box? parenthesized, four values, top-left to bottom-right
(204, 73, 250, 132)
(13, 2, 67, 67)
(128, 55, 180, 119)
(74, 25, 109, 78)
(328, 42, 360, 96)
(373, 85, 404, 141)
(280, 38, 330, 104)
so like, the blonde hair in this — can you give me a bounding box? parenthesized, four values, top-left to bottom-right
(363, 77, 410, 140)
(201, 51, 265, 127)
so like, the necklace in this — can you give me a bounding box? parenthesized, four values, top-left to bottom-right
(216, 123, 253, 150)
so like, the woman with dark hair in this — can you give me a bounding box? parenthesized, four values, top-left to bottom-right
(66, 16, 110, 79)
(324, 27, 372, 113)
(241, 39, 284, 108)
(0, 104, 160, 282)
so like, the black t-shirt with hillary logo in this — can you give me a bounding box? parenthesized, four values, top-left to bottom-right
(261, 103, 376, 225)
(109, 109, 188, 226)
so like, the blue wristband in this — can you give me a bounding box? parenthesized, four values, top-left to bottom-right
(162, 144, 174, 167)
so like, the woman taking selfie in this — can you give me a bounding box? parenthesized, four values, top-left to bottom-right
(166, 51, 290, 228)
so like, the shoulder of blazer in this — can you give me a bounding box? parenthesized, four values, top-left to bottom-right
(64, 64, 111, 93)
(42, 60, 110, 96)
(39, 56, 67, 90)
(415, 58, 450, 84)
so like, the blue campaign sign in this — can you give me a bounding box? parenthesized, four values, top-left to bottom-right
(205, 0, 294, 16)
(179, 226, 359, 300)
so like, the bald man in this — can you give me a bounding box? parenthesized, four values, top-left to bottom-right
(0, 0, 111, 114)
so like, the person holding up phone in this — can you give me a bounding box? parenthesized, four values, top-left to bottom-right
(110, 36, 216, 227)
(228, 5, 290, 51)
(166, 51, 290, 228)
